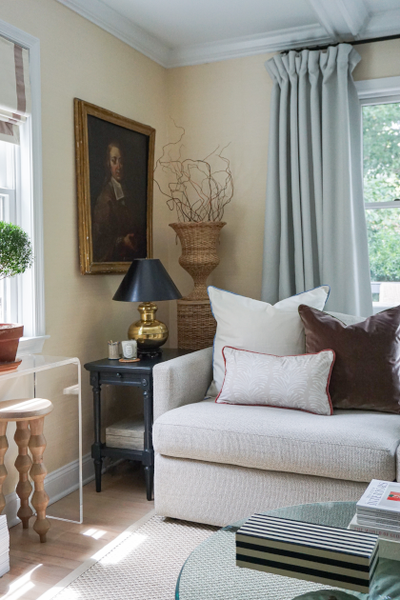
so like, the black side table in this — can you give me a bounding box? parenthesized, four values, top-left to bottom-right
(84, 349, 189, 501)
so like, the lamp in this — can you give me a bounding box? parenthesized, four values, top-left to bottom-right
(113, 258, 182, 356)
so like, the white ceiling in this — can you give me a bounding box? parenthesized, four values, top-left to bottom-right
(99, 0, 318, 47)
(56, 0, 400, 68)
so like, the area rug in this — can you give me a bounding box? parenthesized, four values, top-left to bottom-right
(37, 510, 216, 600)
(37, 510, 341, 600)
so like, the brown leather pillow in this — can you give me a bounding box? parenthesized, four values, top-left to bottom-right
(298, 304, 400, 413)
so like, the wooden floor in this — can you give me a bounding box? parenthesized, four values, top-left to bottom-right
(0, 461, 154, 599)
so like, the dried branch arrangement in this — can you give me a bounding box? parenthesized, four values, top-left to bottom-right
(154, 125, 234, 222)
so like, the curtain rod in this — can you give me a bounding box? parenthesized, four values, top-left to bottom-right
(285, 32, 400, 54)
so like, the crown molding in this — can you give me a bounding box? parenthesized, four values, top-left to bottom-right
(364, 8, 400, 39)
(167, 24, 331, 68)
(56, 0, 400, 69)
(55, 0, 170, 67)
(334, 0, 369, 38)
(307, 0, 369, 39)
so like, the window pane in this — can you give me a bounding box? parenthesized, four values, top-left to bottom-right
(0, 279, 3, 323)
(0, 141, 16, 324)
(363, 103, 400, 203)
(366, 207, 400, 305)
(0, 140, 14, 189)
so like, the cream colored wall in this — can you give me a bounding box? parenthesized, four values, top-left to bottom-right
(164, 54, 275, 344)
(164, 39, 400, 343)
(0, 0, 169, 491)
(354, 39, 400, 81)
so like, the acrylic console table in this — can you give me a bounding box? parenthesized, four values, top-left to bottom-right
(0, 354, 83, 524)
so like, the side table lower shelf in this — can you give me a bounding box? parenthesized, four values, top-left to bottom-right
(91, 443, 153, 500)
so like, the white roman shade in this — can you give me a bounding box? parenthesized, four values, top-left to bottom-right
(0, 35, 31, 145)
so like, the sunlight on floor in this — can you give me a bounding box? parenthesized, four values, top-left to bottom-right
(98, 532, 148, 565)
(2, 564, 42, 600)
(82, 527, 106, 540)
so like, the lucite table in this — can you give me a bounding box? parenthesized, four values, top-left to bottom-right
(176, 502, 400, 600)
(0, 354, 83, 524)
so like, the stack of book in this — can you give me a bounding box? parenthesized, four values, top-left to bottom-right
(0, 515, 10, 577)
(349, 479, 400, 560)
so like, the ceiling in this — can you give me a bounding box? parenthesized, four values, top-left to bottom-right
(56, 0, 400, 68)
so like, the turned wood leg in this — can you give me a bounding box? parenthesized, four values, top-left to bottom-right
(0, 422, 8, 514)
(14, 420, 33, 528)
(29, 417, 50, 543)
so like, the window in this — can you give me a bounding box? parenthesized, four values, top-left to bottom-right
(357, 77, 400, 311)
(0, 20, 45, 353)
(0, 141, 17, 324)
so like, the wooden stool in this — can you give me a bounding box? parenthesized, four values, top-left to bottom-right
(0, 398, 53, 543)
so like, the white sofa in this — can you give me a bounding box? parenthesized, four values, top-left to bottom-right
(152, 315, 400, 527)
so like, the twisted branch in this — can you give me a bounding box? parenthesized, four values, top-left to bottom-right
(154, 125, 234, 222)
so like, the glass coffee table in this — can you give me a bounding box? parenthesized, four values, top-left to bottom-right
(176, 502, 400, 600)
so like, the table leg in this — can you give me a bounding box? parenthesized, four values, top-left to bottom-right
(14, 421, 33, 528)
(0, 422, 8, 514)
(144, 465, 153, 501)
(142, 381, 154, 501)
(29, 417, 50, 543)
(91, 374, 103, 493)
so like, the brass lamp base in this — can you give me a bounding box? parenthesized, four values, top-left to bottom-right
(128, 302, 168, 354)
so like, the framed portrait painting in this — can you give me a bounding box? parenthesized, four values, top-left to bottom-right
(74, 99, 155, 274)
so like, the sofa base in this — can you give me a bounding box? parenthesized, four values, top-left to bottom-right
(154, 454, 369, 527)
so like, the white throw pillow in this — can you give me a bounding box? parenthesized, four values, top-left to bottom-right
(216, 346, 335, 415)
(208, 285, 330, 395)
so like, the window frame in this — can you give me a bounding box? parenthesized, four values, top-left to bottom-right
(356, 76, 400, 312)
(0, 19, 47, 354)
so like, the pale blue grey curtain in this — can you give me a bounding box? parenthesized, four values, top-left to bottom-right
(261, 44, 372, 317)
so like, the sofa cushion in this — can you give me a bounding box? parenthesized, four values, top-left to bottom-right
(153, 399, 400, 482)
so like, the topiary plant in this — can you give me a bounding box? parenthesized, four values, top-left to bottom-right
(0, 221, 33, 280)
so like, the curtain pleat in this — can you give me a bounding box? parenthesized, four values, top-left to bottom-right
(0, 36, 31, 145)
(262, 44, 372, 317)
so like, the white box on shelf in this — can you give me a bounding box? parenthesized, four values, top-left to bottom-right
(106, 416, 144, 450)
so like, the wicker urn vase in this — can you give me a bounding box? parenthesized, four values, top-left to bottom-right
(170, 221, 226, 350)
(170, 222, 225, 300)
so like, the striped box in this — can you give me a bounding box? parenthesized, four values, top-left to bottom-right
(236, 514, 379, 593)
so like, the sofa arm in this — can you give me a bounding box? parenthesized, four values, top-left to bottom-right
(153, 347, 213, 421)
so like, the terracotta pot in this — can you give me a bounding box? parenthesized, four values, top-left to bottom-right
(170, 221, 226, 300)
(0, 324, 23, 363)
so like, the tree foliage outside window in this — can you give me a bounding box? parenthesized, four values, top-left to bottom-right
(363, 102, 400, 282)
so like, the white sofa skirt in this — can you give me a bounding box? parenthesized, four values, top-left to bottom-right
(154, 454, 368, 527)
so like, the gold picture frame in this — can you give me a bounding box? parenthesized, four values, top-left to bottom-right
(74, 99, 155, 274)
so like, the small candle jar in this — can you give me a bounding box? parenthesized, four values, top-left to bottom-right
(108, 341, 120, 360)
(121, 340, 137, 359)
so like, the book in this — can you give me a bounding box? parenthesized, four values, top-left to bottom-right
(348, 514, 400, 561)
(356, 514, 400, 530)
(357, 480, 400, 522)
(349, 514, 400, 540)
(236, 513, 379, 594)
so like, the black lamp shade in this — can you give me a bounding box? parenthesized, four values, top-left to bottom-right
(113, 259, 182, 303)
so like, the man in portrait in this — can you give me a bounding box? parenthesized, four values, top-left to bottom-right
(91, 141, 146, 263)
